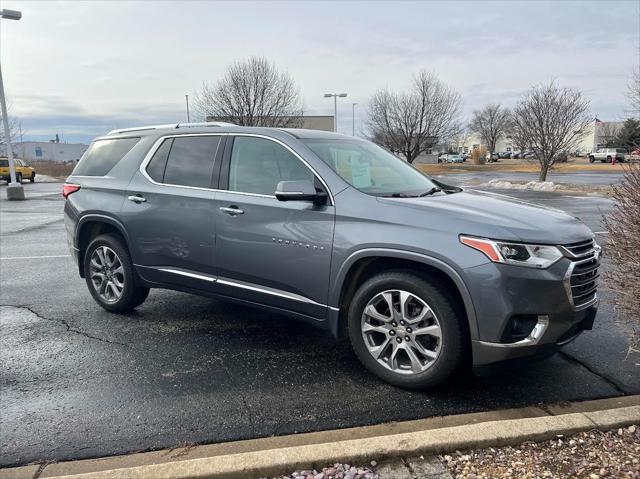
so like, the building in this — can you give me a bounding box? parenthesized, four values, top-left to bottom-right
(3, 141, 89, 162)
(206, 115, 334, 131)
(450, 119, 623, 156)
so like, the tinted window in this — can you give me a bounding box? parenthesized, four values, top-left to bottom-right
(163, 136, 220, 188)
(146, 138, 173, 182)
(0, 160, 8, 167)
(229, 137, 314, 195)
(73, 137, 140, 176)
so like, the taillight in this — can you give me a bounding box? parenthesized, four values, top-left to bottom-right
(62, 183, 81, 199)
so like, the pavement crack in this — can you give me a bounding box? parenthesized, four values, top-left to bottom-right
(10, 305, 127, 347)
(558, 350, 626, 394)
(3, 218, 63, 236)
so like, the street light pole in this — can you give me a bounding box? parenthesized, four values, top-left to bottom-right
(324, 92, 347, 133)
(352, 102, 358, 136)
(185, 94, 190, 123)
(0, 8, 24, 200)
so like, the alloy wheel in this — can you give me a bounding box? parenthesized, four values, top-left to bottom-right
(89, 246, 125, 303)
(361, 289, 442, 375)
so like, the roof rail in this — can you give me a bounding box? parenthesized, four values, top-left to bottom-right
(107, 121, 237, 135)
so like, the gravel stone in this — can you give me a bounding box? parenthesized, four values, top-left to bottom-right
(442, 425, 640, 478)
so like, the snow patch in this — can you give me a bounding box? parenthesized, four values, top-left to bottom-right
(484, 179, 558, 192)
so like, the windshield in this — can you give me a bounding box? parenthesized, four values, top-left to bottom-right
(303, 139, 438, 197)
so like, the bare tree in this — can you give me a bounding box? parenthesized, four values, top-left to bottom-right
(367, 71, 461, 163)
(468, 103, 512, 154)
(598, 122, 621, 147)
(629, 68, 640, 115)
(604, 165, 640, 354)
(510, 82, 591, 181)
(195, 56, 303, 127)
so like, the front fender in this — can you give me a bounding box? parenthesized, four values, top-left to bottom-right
(330, 248, 479, 341)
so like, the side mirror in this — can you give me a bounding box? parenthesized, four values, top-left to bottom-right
(275, 180, 327, 203)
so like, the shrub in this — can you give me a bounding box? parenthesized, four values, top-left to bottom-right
(471, 146, 487, 165)
(604, 165, 640, 353)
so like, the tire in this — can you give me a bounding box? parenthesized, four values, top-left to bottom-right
(589, 156, 595, 163)
(83, 233, 150, 313)
(607, 156, 612, 163)
(16, 173, 22, 184)
(347, 271, 468, 390)
(30, 173, 35, 183)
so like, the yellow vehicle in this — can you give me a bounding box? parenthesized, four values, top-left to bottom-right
(0, 157, 36, 183)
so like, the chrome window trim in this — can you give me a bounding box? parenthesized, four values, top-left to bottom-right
(157, 268, 216, 282)
(138, 132, 335, 205)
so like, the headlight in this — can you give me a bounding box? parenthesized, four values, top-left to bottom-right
(460, 236, 563, 268)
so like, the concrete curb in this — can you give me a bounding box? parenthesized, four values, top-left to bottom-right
(23, 401, 639, 479)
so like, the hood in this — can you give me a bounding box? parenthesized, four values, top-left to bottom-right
(377, 189, 593, 245)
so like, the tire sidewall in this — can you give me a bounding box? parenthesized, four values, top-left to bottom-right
(16, 173, 22, 183)
(84, 234, 139, 313)
(348, 272, 465, 389)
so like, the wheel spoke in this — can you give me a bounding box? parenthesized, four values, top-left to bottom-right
(95, 248, 106, 267)
(405, 345, 425, 373)
(364, 304, 391, 323)
(399, 291, 413, 321)
(412, 340, 438, 360)
(362, 322, 391, 334)
(370, 337, 392, 360)
(407, 305, 434, 325)
(412, 324, 442, 339)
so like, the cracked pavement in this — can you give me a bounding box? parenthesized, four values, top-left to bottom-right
(0, 181, 638, 468)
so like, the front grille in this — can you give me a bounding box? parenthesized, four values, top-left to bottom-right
(563, 238, 595, 258)
(564, 239, 600, 309)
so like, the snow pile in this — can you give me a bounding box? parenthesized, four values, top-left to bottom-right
(484, 179, 558, 191)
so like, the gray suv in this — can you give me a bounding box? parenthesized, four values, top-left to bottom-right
(64, 123, 601, 389)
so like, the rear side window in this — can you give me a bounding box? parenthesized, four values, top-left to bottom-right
(162, 136, 221, 188)
(73, 137, 139, 176)
(146, 138, 173, 182)
(0, 159, 9, 167)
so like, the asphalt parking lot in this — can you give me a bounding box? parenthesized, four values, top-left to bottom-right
(1, 180, 638, 468)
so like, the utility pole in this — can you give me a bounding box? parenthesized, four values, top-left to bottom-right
(0, 8, 24, 200)
(352, 103, 358, 136)
(185, 94, 190, 123)
(324, 93, 347, 132)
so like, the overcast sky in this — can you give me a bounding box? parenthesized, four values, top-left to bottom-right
(1, 0, 638, 144)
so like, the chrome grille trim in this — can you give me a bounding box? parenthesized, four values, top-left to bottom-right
(563, 241, 601, 311)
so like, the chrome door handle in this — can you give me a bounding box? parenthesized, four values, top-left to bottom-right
(219, 206, 244, 216)
(127, 195, 146, 203)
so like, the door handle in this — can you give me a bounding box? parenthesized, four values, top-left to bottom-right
(219, 206, 244, 216)
(127, 195, 147, 203)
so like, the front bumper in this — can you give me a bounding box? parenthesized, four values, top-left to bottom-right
(464, 256, 599, 368)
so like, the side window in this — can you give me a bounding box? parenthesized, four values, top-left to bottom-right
(73, 137, 140, 176)
(163, 136, 221, 188)
(145, 138, 173, 183)
(228, 137, 314, 195)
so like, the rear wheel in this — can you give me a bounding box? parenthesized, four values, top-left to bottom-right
(607, 156, 612, 163)
(15, 173, 22, 184)
(589, 156, 595, 163)
(348, 271, 467, 389)
(30, 173, 35, 183)
(84, 234, 150, 313)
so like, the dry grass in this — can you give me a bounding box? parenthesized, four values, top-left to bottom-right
(416, 158, 629, 176)
(31, 161, 75, 179)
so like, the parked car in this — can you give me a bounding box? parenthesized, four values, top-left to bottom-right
(555, 152, 569, 163)
(498, 152, 512, 159)
(461, 153, 470, 161)
(0, 158, 36, 183)
(445, 154, 464, 163)
(486, 152, 500, 162)
(64, 123, 601, 389)
(588, 148, 626, 163)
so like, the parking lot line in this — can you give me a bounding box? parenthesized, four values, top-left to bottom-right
(0, 254, 71, 260)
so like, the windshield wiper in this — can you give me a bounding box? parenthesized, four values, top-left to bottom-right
(418, 187, 442, 197)
(386, 193, 417, 198)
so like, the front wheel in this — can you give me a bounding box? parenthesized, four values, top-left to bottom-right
(84, 234, 150, 313)
(16, 173, 22, 184)
(30, 173, 35, 183)
(589, 156, 595, 163)
(348, 271, 467, 389)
